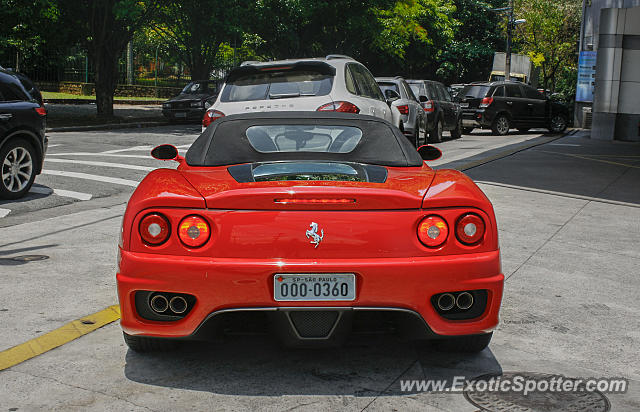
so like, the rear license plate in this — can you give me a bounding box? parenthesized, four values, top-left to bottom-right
(274, 274, 356, 301)
(175, 112, 187, 118)
(460, 102, 469, 108)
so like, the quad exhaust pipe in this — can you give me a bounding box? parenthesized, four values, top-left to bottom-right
(436, 291, 475, 311)
(169, 296, 188, 314)
(150, 294, 169, 313)
(149, 293, 190, 315)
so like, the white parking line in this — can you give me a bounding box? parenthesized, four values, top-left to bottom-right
(41, 170, 139, 187)
(45, 158, 156, 171)
(101, 145, 153, 154)
(30, 186, 93, 201)
(0, 208, 10, 218)
(47, 152, 149, 159)
(47, 144, 62, 148)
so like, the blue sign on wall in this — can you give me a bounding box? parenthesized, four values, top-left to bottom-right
(576, 51, 597, 103)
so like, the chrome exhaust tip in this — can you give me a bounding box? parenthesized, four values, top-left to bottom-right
(437, 293, 456, 311)
(456, 292, 474, 310)
(150, 294, 169, 313)
(169, 296, 188, 314)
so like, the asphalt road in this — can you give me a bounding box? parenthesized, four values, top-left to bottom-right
(0, 125, 638, 411)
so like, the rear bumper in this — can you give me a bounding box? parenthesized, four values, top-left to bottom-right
(117, 249, 504, 339)
(161, 108, 204, 120)
(462, 109, 491, 128)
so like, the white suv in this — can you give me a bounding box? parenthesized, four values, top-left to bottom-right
(202, 55, 400, 130)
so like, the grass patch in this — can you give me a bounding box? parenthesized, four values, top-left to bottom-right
(42, 92, 162, 101)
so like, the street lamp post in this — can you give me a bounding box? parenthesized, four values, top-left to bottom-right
(492, 2, 525, 82)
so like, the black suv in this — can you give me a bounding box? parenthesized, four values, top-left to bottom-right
(162, 80, 221, 122)
(407, 79, 462, 143)
(0, 69, 47, 199)
(457, 81, 569, 135)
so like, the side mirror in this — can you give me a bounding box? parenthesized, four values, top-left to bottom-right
(417, 145, 442, 161)
(151, 144, 179, 161)
(418, 95, 428, 103)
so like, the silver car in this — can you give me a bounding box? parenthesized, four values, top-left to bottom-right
(203, 55, 400, 131)
(376, 77, 425, 147)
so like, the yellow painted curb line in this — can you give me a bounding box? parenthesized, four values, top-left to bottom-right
(0, 305, 121, 371)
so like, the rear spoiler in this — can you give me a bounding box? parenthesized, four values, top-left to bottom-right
(226, 61, 336, 82)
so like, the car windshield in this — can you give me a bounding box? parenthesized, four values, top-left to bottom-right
(220, 70, 333, 102)
(252, 162, 363, 182)
(246, 125, 362, 153)
(461, 85, 491, 99)
(182, 82, 216, 95)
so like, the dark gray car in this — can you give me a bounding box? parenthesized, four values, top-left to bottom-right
(162, 80, 221, 122)
(376, 77, 425, 147)
(407, 80, 462, 143)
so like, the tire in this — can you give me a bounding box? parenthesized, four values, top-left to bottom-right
(462, 127, 474, 135)
(450, 117, 463, 139)
(412, 127, 420, 148)
(431, 332, 493, 353)
(518, 128, 530, 133)
(428, 118, 443, 143)
(491, 114, 511, 136)
(548, 114, 567, 133)
(123, 332, 179, 353)
(0, 138, 37, 200)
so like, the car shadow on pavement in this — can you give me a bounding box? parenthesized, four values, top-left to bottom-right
(123, 334, 502, 396)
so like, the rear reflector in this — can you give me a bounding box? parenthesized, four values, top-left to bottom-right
(274, 198, 356, 204)
(417, 215, 448, 248)
(139, 213, 170, 246)
(316, 101, 360, 113)
(178, 215, 211, 248)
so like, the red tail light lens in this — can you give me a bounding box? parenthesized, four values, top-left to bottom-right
(178, 215, 211, 248)
(316, 101, 360, 113)
(202, 110, 225, 128)
(417, 215, 449, 248)
(423, 101, 434, 113)
(139, 213, 170, 246)
(456, 213, 485, 245)
(397, 105, 409, 115)
(35, 106, 47, 116)
(480, 97, 494, 108)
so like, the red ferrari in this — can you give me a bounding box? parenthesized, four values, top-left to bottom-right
(117, 112, 503, 353)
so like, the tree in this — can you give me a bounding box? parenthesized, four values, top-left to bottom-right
(58, 0, 164, 116)
(513, 0, 581, 93)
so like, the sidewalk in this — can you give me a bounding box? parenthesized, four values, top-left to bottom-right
(44, 103, 169, 131)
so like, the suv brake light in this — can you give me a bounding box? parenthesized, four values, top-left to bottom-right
(480, 97, 494, 108)
(397, 105, 409, 115)
(202, 110, 225, 128)
(423, 101, 435, 113)
(316, 101, 360, 113)
(35, 106, 46, 116)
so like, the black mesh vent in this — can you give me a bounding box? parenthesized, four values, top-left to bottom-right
(289, 311, 339, 338)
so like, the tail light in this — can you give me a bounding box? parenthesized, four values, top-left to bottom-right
(139, 213, 170, 246)
(417, 215, 448, 248)
(178, 215, 211, 248)
(423, 101, 434, 113)
(456, 213, 485, 245)
(202, 109, 225, 128)
(397, 105, 409, 115)
(274, 198, 356, 204)
(479, 97, 494, 108)
(317, 101, 360, 113)
(35, 106, 46, 116)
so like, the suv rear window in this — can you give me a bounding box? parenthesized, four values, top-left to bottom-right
(460, 85, 491, 99)
(377, 82, 400, 96)
(246, 125, 362, 153)
(220, 70, 333, 102)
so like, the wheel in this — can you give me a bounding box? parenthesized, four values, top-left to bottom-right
(491, 114, 511, 136)
(462, 127, 474, 135)
(431, 332, 493, 353)
(412, 127, 420, 147)
(450, 117, 463, 139)
(548, 114, 567, 133)
(0, 138, 37, 200)
(123, 332, 178, 353)
(517, 128, 530, 133)
(428, 118, 443, 143)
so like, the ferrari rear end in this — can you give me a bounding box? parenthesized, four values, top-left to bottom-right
(116, 112, 503, 353)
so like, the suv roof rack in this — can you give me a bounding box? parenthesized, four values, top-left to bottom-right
(325, 54, 354, 60)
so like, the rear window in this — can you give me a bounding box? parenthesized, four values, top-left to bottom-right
(252, 162, 363, 182)
(246, 125, 362, 153)
(377, 82, 400, 96)
(220, 70, 333, 102)
(460, 85, 491, 99)
(182, 81, 218, 95)
(408, 83, 422, 98)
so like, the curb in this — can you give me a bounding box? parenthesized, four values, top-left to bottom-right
(45, 99, 164, 105)
(46, 121, 171, 133)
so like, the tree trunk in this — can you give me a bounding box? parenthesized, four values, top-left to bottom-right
(190, 63, 211, 81)
(93, 48, 120, 117)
